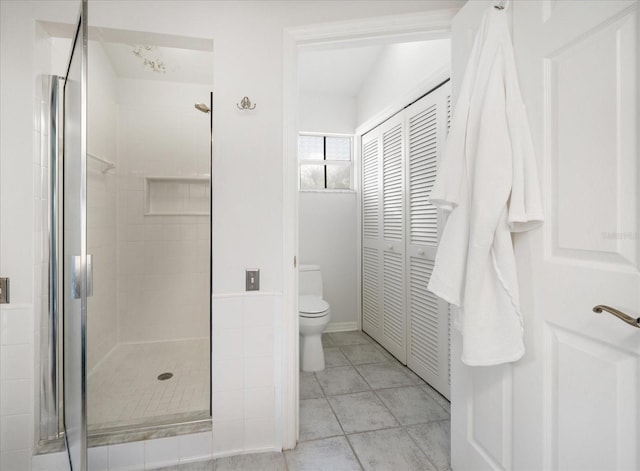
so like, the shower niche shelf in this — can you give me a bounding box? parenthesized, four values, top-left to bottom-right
(144, 176, 210, 216)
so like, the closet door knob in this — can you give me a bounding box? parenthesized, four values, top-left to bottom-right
(386, 244, 394, 251)
(417, 249, 425, 256)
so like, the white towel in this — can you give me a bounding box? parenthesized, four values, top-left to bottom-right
(427, 4, 544, 366)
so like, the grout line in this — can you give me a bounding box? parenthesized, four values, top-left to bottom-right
(343, 434, 366, 471)
(326, 333, 450, 470)
(364, 364, 443, 470)
(311, 370, 328, 398)
(329, 342, 366, 471)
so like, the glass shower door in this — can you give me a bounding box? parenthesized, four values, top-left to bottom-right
(63, 1, 88, 469)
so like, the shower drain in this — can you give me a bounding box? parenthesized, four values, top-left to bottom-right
(157, 372, 173, 381)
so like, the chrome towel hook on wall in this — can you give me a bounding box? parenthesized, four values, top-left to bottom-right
(237, 96, 256, 110)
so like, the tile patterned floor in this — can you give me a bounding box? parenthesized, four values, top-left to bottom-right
(88, 339, 210, 428)
(154, 331, 451, 471)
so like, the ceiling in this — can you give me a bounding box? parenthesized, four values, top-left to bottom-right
(298, 45, 383, 96)
(102, 41, 380, 91)
(50, 26, 441, 93)
(41, 21, 214, 84)
(297, 39, 451, 98)
(101, 40, 388, 93)
(101, 42, 213, 84)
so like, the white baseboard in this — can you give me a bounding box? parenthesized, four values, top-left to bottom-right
(213, 445, 280, 459)
(324, 321, 359, 333)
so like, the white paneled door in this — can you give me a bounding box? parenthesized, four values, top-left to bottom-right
(362, 112, 408, 363)
(450, 1, 640, 470)
(362, 129, 383, 344)
(380, 113, 407, 363)
(405, 84, 451, 399)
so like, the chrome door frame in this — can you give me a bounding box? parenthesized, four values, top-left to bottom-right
(62, 1, 89, 469)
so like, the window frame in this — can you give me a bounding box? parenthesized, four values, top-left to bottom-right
(298, 132, 354, 191)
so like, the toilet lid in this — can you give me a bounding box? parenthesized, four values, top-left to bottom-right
(299, 295, 329, 316)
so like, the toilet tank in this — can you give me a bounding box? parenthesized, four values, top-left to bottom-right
(299, 264, 323, 297)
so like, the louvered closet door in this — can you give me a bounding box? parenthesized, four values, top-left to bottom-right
(405, 83, 451, 398)
(361, 129, 383, 343)
(379, 112, 406, 362)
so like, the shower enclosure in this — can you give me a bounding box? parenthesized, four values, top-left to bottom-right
(38, 1, 213, 466)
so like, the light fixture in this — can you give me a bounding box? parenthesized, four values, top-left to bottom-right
(131, 45, 167, 73)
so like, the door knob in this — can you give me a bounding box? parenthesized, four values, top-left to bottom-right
(592, 305, 640, 328)
(417, 249, 425, 256)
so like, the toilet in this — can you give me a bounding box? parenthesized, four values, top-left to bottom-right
(298, 264, 331, 372)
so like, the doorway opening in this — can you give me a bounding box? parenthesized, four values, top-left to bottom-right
(286, 13, 454, 464)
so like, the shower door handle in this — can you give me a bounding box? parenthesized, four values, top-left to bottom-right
(86, 254, 93, 297)
(71, 254, 93, 299)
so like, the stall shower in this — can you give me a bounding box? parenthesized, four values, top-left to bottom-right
(38, 22, 214, 449)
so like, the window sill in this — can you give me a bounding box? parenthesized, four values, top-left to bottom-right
(299, 189, 356, 194)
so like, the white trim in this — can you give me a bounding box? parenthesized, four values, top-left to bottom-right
(282, 9, 457, 451)
(282, 26, 299, 451)
(213, 445, 280, 460)
(298, 189, 356, 194)
(0, 303, 32, 311)
(324, 321, 359, 333)
(354, 130, 363, 332)
(212, 291, 281, 299)
(299, 131, 354, 137)
(287, 9, 457, 49)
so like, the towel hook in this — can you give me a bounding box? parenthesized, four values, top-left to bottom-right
(494, 0, 507, 10)
(237, 96, 256, 110)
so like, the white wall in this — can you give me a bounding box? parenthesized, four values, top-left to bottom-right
(356, 39, 451, 125)
(0, 1, 462, 469)
(298, 192, 359, 329)
(115, 78, 211, 343)
(298, 91, 359, 330)
(299, 92, 356, 135)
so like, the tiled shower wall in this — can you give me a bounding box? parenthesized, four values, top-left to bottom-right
(116, 78, 211, 343)
(0, 305, 35, 470)
(0, 21, 49, 471)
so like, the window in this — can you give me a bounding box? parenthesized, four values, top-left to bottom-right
(298, 134, 353, 190)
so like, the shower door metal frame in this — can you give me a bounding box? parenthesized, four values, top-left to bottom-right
(37, 74, 66, 452)
(62, 2, 89, 469)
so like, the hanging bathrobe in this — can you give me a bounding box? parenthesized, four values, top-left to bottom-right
(427, 4, 544, 366)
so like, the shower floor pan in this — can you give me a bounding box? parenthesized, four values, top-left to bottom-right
(87, 338, 210, 430)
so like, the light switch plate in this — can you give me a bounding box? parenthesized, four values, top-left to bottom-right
(0, 277, 9, 304)
(246, 269, 260, 291)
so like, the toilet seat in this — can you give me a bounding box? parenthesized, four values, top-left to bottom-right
(299, 295, 329, 318)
